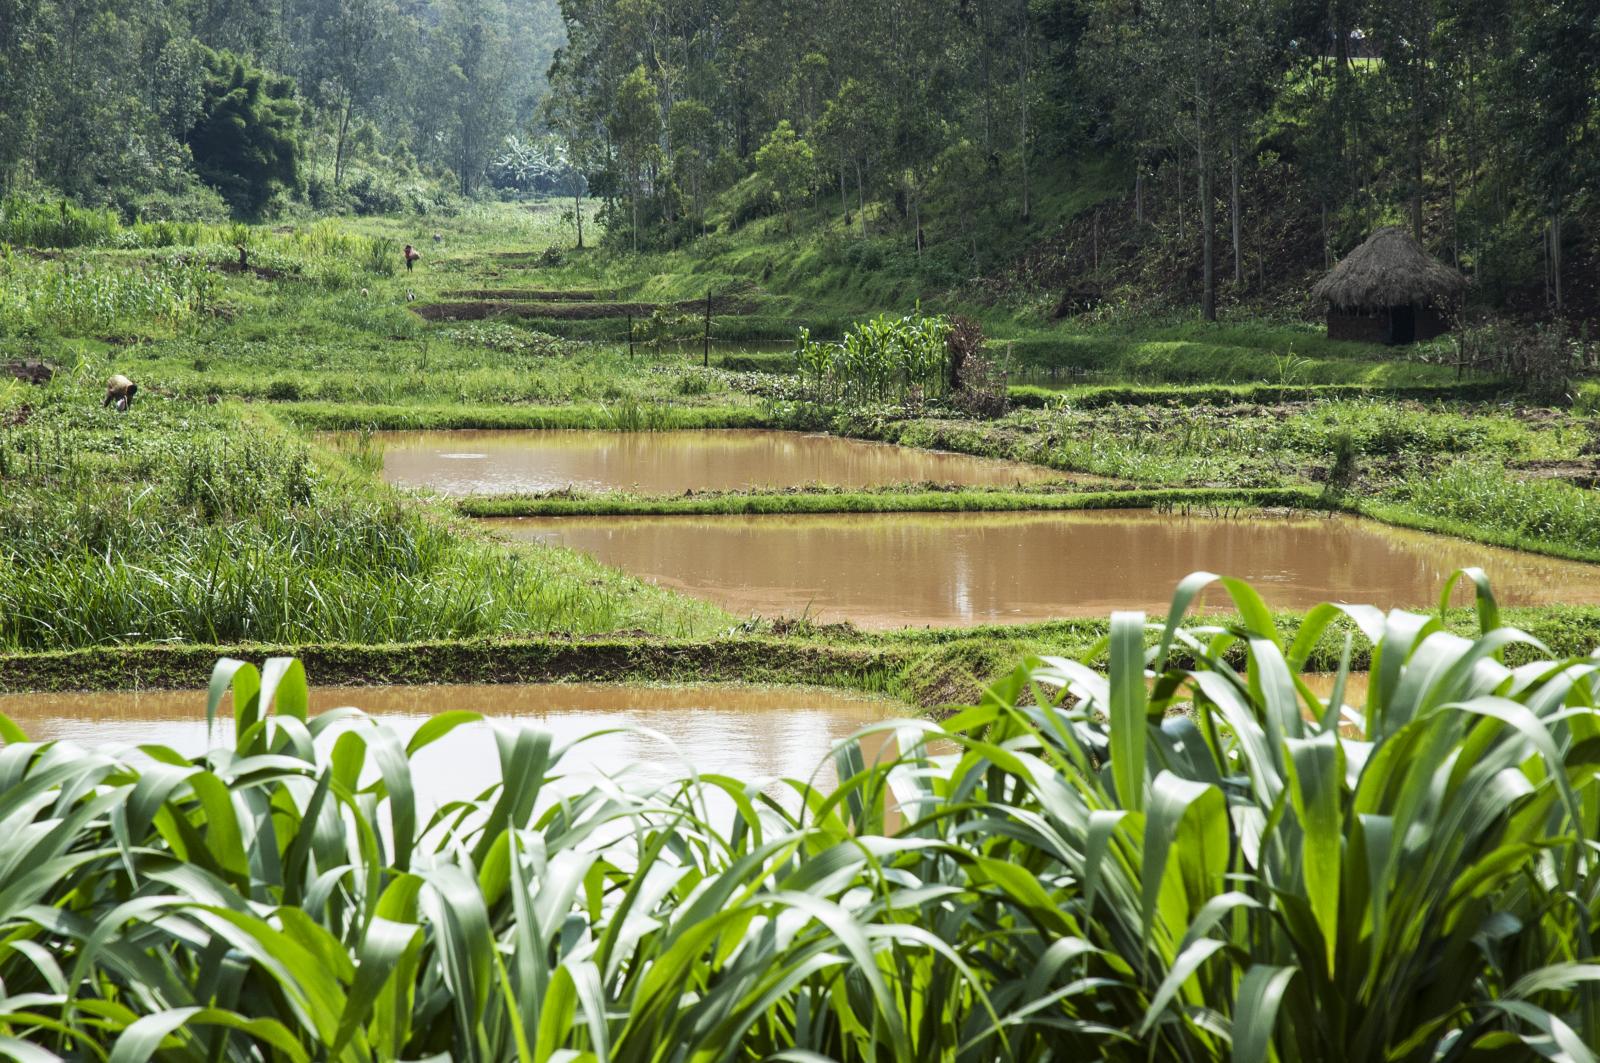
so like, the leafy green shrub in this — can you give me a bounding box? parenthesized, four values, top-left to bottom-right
(0, 573, 1596, 1058)
(345, 171, 406, 215)
(123, 182, 232, 224)
(674, 372, 711, 395)
(1572, 380, 1600, 416)
(0, 196, 121, 248)
(265, 379, 302, 400)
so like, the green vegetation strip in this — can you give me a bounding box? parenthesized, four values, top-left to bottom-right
(275, 402, 772, 431)
(1349, 496, 1600, 566)
(459, 486, 1317, 518)
(1008, 380, 1510, 408)
(0, 636, 913, 698)
(9, 601, 1600, 709)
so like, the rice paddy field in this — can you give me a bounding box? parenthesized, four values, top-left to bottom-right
(6, 200, 1600, 1058)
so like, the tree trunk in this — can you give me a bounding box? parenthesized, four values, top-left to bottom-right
(912, 186, 922, 256)
(1446, 136, 1458, 268)
(1135, 167, 1143, 226)
(854, 158, 867, 239)
(1230, 139, 1242, 286)
(1543, 217, 1552, 309)
(1201, 161, 1215, 321)
(1017, 0, 1031, 222)
(574, 184, 584, 249)
(1321, 198, 1330, 270)
(1411, 127, 1424, 240)
(1198, 77, 1215, 322)
(1176, 164, 1184, 244)
(334, 97, 353, 187)
(1552, 211, 1564, 315)
(979, 0, 993, 153)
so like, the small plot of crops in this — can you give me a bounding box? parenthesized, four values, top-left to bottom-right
(788, 313, 1009, 420)
(0, 251, 221, 335)
(796, 313, 955, 405)
(1, 575, 1598, 1058)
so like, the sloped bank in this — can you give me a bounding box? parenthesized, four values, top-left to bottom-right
(0, 635, 914, 701)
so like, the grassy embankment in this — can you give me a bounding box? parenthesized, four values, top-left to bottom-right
(6, 199, 1600, 705)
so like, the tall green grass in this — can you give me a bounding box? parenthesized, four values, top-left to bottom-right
(1006, 333, 1457, 387)
(0, 196, 122, 248)
(1394, 461, 1600, 559)
(0, 399, 728, 649)
(0, 572, 1596, 1057)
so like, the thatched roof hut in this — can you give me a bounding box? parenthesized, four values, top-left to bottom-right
(1312, 227, 1468, 344)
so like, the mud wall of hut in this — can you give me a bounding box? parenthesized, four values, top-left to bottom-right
(1327, 305, 1451, 344)
(1414, 306, 1449, 341)
(1327, 310, 1394, 343)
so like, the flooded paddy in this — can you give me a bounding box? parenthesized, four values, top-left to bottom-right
(491, 510, 1600, 628)
(0, 683, 901, 812)
(377, 428, 1060, 495)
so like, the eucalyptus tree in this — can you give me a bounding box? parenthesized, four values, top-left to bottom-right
(301, 0, 402, 188)
(1368, 0, 1443, 241)
(609, 66, 662, 251)
(753, 120, 814, 235)
(543, 56, 603, 248)
(1502, 0, 1600, 315)
(0, 0, 49, 191)
(668, 98, 716, 237)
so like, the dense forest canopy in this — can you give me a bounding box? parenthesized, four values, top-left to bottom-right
(549, 0, 1600, 318)
(0, 0, 565, 216)
(3, 0, 1599, 319)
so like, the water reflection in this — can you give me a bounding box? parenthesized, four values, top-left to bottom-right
(0, 683, 902, 816)
(492, 510, 1600, 628)
(374, 429, 1063, 495)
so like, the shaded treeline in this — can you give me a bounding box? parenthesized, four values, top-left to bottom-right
(0, 0, 563, 216)
(549, 0, 1600, 318)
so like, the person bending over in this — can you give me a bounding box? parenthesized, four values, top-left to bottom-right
(104, 374, 137, 412)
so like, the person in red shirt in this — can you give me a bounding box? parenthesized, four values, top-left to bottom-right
(403, 244, 421, 272)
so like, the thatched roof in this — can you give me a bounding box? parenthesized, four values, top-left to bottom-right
(1311, 227, 1468, 309)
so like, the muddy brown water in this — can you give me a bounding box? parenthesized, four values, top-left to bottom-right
(490, 510, 1600, 629)
(0, 684, 904, 814)
(377, 429, 1063, 496)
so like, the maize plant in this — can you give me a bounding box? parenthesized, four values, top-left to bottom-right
(0, 571, 1598, 1059)
(796, 312, 953, 406)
